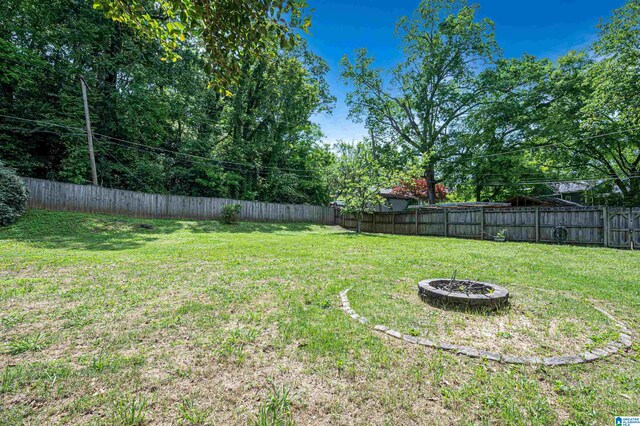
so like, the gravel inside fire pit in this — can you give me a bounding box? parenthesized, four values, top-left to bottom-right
(431, 279, 494, 295)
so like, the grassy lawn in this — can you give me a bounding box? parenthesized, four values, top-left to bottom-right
(1, 210, 640, 425)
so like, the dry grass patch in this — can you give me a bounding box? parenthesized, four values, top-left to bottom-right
(349, 283, 622, 356)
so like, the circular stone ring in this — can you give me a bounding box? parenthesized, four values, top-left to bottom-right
(418, 278, 510, 310)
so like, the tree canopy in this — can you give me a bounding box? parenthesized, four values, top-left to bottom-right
(0, 0, 334, 204)
(329, 141, 394, 231)
(343, 0, 640, 206)
(2, 0, 640, 208)
(341, 0, 500, 204)
(93, 0, 312, 89)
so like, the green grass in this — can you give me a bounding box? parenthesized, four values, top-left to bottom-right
(2, 333, 45, 355)
(254, 382, 294, 426)
(1, 210, 639, 425)
(112, 395, 148, 425)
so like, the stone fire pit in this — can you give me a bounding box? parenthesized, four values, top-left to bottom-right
(418, 278, 509, 310)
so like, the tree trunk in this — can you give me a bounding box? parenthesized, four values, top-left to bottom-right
(356, 220, 362, 233)
(626, 175, 640, 206)
(425, 166, 437, 205)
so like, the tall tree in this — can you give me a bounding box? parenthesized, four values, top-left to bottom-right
(532, 0, 640, 205)
(576, 0, 640, 203)
(330, 141, 393, 232)
(441, 55, 555, 201)
(439, 0, 640, 205)
(211, 43, 336, 203)
(341, 0, 499, 204)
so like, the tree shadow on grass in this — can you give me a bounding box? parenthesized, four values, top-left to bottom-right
(0, 210, 183, 251)
(333, 230, 392, 239)
(0, 210, 319, 251)
(185, 220, 315, 234)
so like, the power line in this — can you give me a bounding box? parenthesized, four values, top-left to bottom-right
(102, 148, 156, 193)
(0, 113, 323, 176)
(452, 124, 640, 161)
(0, 113, 327, 185)
(96, 136, 329, 186)
(95, 133, 321, 176)
(478, 163, 614, 178)
(4, 112, 637, 177)
(3, 112, 638, 189)
(451, 174, 640, 188)
(0, 114, 88, 132)
(95, 135, 247, 174)
(0, 124, 85, 137)
(468, 166, 640, 181)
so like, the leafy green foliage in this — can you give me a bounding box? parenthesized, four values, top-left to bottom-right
(341, 0, 499, 204)
(220, 204, 241, 225)
(0, 161, 28, 226)
(112, 395, 147, 426)
(254, 383, 294, 426)
(439, 55, 555, 201)
(449, 1, 640, 204)
(0, 0, 333, 205)
(93, 0, 312, 90)
(341, 0, 640, 205)
(329, 141, 394, 231)
(3, 334, 44, 355)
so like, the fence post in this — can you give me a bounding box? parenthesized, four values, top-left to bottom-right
(480, 207, 484, 240)
(415, 208, 419, 236)
(603, 207, 608, 247)
(372, 212, 376, 233)
(630, 207, 634, 250)
(392, 212, 395, 235)
(535, 207, 540, 243)
(444, 208, 448, 238)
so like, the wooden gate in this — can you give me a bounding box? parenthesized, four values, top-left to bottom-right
(607, 208, 640, 249)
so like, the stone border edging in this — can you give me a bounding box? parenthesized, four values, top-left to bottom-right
(339, 289, 635, 366)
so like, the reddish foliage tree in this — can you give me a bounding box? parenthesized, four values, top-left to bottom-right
(392, 178, 448, 201)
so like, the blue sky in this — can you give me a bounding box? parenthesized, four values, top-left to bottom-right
(305, 0, 626, 146)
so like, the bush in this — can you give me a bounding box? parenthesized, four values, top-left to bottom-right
(0, 162, 28, 226)
(220, 203, 241, 224)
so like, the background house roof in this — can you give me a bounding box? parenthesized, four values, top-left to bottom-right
(378, 188, 416, 200)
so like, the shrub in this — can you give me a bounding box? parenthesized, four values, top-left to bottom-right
(0, 162, 28, 226)
(220, 204, 241, 224)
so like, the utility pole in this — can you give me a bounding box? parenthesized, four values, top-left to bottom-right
(80, 76, 98, 185)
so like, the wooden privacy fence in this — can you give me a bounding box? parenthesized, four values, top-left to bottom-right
(339, 206, 640, 249)
(23, 178, 335, 224)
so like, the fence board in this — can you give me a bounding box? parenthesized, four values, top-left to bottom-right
(340, 205, 638, 249)
(23, 178, 334, 224)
